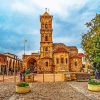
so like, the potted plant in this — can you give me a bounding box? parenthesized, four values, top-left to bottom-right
(16, 82, 31, 93)
(88, 79, 100, 91)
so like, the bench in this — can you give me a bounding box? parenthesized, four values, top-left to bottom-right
(76, 73, 90, 81)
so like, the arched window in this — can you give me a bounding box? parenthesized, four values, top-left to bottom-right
(45, 47, 48, 51)
(45, 62, 48, 66)
(61, 58, 64, 64)
(75, 61, 77, 66)
(66, 58, 67, 64)
(45, 36, 48, 41)
(56, 58, 59, 64)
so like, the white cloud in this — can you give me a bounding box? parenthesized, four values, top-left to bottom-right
(53, 35, 80, 45)
(10, 1, 35, 14)
(3, 0, 88, 18)
(78, 48, 84, 53)
(31, 0, 87, 18)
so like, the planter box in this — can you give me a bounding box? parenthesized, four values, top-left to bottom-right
(88, 84, 100, 92)
(16, 86, 31, 93)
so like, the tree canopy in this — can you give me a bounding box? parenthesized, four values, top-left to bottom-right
(81, 14, 100, 64)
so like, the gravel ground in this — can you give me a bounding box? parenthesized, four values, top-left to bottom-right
(0, 82, 91, 100)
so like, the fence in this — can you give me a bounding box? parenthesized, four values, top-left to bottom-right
(0, 73, 64, 83)
(0, 72, 90, 83)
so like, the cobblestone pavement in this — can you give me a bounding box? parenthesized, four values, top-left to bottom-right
(0, 82, 91, 100)
(67, 82, 100, 100)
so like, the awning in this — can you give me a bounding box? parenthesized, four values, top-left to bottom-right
(78, 53, 88, 57)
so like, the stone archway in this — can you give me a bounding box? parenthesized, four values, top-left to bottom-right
(27, 58, 37, 73)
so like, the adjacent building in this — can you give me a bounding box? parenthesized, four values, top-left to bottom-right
(0, 53, 22, 75)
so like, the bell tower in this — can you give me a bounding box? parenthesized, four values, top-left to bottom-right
(39, 9, 53, 72)
(40, 10, 53, 58)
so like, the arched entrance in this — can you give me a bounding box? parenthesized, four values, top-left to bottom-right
(27, 58, 37, 73)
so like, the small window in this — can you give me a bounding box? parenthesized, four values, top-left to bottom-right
(61, 58, 64, 64)
(66, 58, 67, 64)
(75, 61, 77, 66)
(45, 47, 48, 51)
(45, 36, 48, 41)
(56, 58, 59, 64)
(45, 62, 48, 66)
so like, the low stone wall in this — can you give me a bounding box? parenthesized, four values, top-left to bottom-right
(25, 73, 34, 82)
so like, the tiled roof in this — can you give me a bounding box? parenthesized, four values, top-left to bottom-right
(53, 47, 68, 53)
(70, 54, 82, 58)
(53, 43, 69, 53)
(53, 43, 77, 50)
(67, 46, 77, 49)
(53, 43, 67, 49)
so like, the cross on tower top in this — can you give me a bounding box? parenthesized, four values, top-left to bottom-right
(45, 8, 47, 12)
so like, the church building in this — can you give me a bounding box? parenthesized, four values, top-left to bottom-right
(23, 11, 82, 73)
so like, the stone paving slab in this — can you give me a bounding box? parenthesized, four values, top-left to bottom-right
(67, 82, 100, 100)
(0, 82, 91, 100)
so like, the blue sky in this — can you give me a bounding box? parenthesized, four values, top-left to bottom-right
(0, 0, 100, 58)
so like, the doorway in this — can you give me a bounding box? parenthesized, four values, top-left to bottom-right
(27, 59, 37, 73)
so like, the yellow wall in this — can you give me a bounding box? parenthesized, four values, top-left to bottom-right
(53, 52, 69, 72)
(70, 57, 82, 72)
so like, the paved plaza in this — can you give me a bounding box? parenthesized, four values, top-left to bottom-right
(0, 82, 90, 100)
(0, 75, 100, 100)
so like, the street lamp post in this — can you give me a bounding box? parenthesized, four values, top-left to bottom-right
(24, 39, 27, 57)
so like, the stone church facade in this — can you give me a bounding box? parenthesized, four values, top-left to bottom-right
(23, 11, 82, 73)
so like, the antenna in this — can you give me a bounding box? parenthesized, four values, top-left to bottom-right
(23, 39, 27, 56)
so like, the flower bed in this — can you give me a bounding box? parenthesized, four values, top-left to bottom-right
(16, 82, 30, 93)
(88, 79, 100, 92)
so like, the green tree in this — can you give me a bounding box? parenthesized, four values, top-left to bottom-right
(81, 14, 100, 79)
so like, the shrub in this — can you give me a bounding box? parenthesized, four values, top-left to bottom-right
(17, 82, 29, 87)
(88, 79, 100, 85)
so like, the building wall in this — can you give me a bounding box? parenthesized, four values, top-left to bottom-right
(70, 57, 82, 72)
(69, 49, 78, 57)
(37, 58, 53, 73)
(53, 52, 69, 72)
